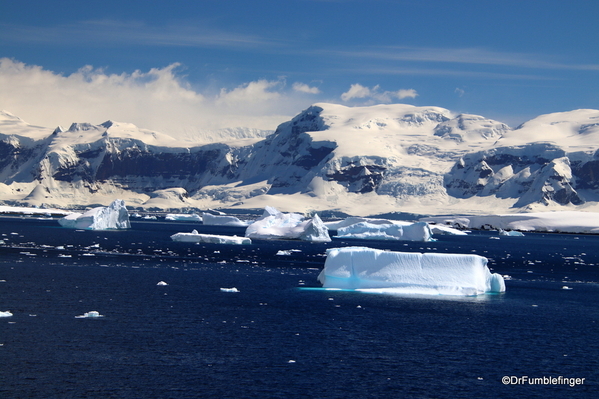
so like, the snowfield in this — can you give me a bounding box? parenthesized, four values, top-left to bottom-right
(1, 104, 599, 217)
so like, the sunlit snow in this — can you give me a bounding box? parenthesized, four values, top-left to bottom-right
(58, 199, 130, 230)
(75, 311, 104, 318)
(171, 230, 251, 245)
(318, 247, 505, 296)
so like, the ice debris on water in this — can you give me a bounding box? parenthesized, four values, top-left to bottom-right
(220, 287, 240, 293)
(0, 311, 13, 317)
(75, 311, 104, 318)
(157, 281, 168, 286)
(202, 213, 248, 227)
(165, 213, 202, 222)
(171, 230, 251, 245)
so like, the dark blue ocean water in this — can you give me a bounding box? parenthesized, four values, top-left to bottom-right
(0, 217, 598, 398)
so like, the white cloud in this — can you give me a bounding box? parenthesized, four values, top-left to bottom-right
(340, 83, 373, 101)
(0, 58, 310, 136)
(396, 89, 418, 99)
(217, 79, 283, 105)
(292, 82, 320, 94)
(341, 83, 417, 103)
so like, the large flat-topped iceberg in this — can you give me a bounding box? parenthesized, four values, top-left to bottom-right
(318, 247, 505, 296)
(58, 199, 130, 230)
(171, 230, 251, 245)
(245, 206, 331, 242)
(335, 221, 434, 242)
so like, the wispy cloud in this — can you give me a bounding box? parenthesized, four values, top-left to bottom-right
(341, 84, 417, 103)
(1, 20, 280, 49)
(292, 82, 321, 94)
(0, 58, 309, 135)
(330, 46, 599, 72)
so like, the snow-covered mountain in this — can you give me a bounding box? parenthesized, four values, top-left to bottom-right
(1, 104, 599, 216)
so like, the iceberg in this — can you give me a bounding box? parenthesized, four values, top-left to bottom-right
(325, 217, 401, 230)
(171, 230, 251, 245)
(499, 229, 525, 237)
(335, 221, 434, 242)
(318, 247, 506, 296)
(245, 207, 331, 242)
(75, 311, 104, 318)
(202, 213, 248, 227)
(165, 213, 202, 222)
(58, 199, 130, 230)
(220, 287, 240, 293)
(0, 310, 13, 317)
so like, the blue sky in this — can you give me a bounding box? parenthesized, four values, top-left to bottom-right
(1, 0, 598, 135)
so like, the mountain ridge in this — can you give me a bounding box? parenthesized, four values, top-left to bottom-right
(1, 104, 598, 216)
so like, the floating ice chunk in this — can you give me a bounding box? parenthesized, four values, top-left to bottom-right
(170, 230, 251, 245)
(202, 213, 248, 227)
(325, 217, 400, 230)
(499, 229, 525, 236)
(165, 213, 202, 222)
(245, 207, 331, 242)
(318, 246, 506, 296)
(298, 214, 331, 243)
(277, 250, 293, 256)
(75, 311, 104, 318)
(335, 221, 434, 242)
(0, 310, 13, 317)
(220, 287, 240, 293)
(562, 286, 572, 290)
(59, 199, 130, 230)
(429, 224, 468, 236)
(157, 281, 169, 286)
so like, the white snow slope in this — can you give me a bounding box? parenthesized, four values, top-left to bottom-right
(1, 104, 599, 218)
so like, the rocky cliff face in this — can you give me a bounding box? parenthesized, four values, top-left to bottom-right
(1, 105, 599, 215)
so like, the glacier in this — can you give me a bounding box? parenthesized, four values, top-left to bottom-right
(171, 230, 251, 245)
(334, 221, 434, 241)
(58, 199, 131, 230)
(2, 105, 599, 216)
(318, 247, 506, 296)
(244, 207, 331, 242)
(423, 211, 599, 234)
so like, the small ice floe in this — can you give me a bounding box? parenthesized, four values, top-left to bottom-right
(276, 250, 292, 256)
(220, 287, 240, 293)
(562, 286, 573, 290)
(75, 311, 104, 318)
(0, 311, 13, 317)
(157, 281, 168, 286)
(58, 254, 72, 258)
(288, 360, 296, 363)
